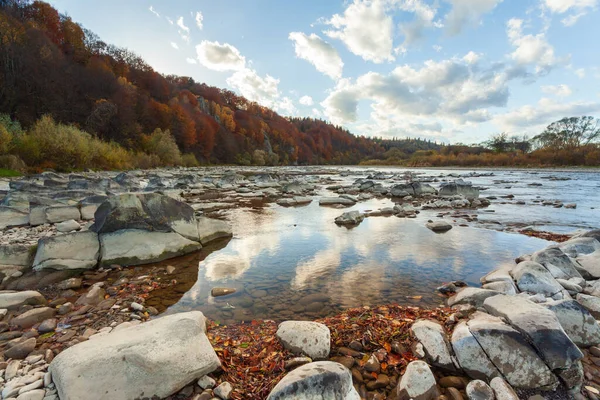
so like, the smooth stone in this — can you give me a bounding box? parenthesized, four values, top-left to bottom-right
(543, 299, 600, 347)
(11, 307, 56, 329)
(489, 377, 519, 400)
(211, 288, 236, 297)
(465, 380, 494, 400)
(426, 220, 452, 233)
(0, 291, 47, 310)
(276, 321, 330, 360)
(396, 360, 439, 400)
(5, 337, 37, 359)
(16, 389, 45, 400)
(55, 220, 80, 233)
(37, 318, 58, 334)
(451, 321, 501, 381)
(32, 231, 100, 271)
(448, 287, 500, 308)
(213, 382, 232, 400)
(411, 319, 456, 371)
(197, 217, 233, 245)
(197, 376, 216, 390)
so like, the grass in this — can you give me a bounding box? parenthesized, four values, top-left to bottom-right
(0, 168, 21, 177)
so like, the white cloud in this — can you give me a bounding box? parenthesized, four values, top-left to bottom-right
(321, 55, 510, 135)
(433, 45, 443, 52)
(277, 97, 297, 115)
(575, 68, 586, 78)
(196, 41, 246, 71)
(226, 68, 280, 108)
(167, 17, 174, 25)
(445, 0, 504, 35)
(543, 0, 598, 25)
(186, 58, 197, 64)
(463, 51, 481, 64)
(506, 18, 567, 73)
(170, 42, 179, 50)
(324, 0, 394, 63)
(541, 84, 572, 97)
(494, 97, 600, 131)
(299, 95, 314, 106)
(289, 32, 344, 80)
(395, 0, 439, 46)
(177, 16, 190, 42)
(195, 11, 203, 30)
(149, 6, 160, 18)
(312, 108, 322, 117)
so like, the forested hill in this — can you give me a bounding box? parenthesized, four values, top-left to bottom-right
(0, 0, 383, 165)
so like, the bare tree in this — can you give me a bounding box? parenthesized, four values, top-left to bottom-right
(534, 116, 600, 150)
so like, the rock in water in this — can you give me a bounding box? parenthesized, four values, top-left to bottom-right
(334, 211, 365, 226)
(266, 361, 359, 400)
(211, 287, 236, 297)
(49, 311, 220, 400)
(276, 321, 331, 359)
(396, 360, 439, 400)
(197, 217, 233, 245)
(426, 220, 452, 233)
(439, 179, 480, 200)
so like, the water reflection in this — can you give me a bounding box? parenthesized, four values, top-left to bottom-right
(156, 200, 550, 324)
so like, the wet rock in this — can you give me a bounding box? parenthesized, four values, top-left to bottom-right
(50, 311, 220, 400)
(426, 220, 452, 233)
(266, 361, 359, 400)
(396, 360, 439, 400)
(276, 321, 330, 359)
(466, 312, 557, 390)
(5, 337, 36, 359)
(465, 380, 494, 400)
(489, 377, 519, 400)
(411, 319, 456, 371)
(11, 307, 56, 329)
(543, 299, 600, 347)
(439, 179, 479, 200)
(0, 291, 47, 310)
(511, 261, 564, 297)
(366, 374, 389, 390)
(32, 231, 100, 271)
(335, 211, 365, 226)
(483, 294, 583, 370)
(197, 217, 233, 245)
(211, 288, 237, 297)
(319, 197, 356, 207)
(451, 321, 501, 381)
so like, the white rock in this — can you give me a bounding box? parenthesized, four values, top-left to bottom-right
(276, 321, 330, 359)
(411, 319, 456, 371)
(214, 382, 233, 400)
(451, 321, 501, 381)
(55, 220, 80, 233)
(45, 206, 80, 224)
(0, 291, 46, 310)
(49, 311, 220, 400)
(32, 231, 99, 271)
(197, 217, 233, 245)
(197, 375, 216, 389)
(396, 360, 439, 400)
(490, 377, 519, 400)
(466, 380, 494, 400)
(16, 389, 45, 400)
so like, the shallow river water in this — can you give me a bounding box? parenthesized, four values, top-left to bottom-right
(145, 167, 600, 323)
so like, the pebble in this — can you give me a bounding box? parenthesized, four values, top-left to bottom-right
(214, 382, 233, 400)
(439, 376, 466, 389)
(130, 302, 144, 312)
(364, 354, 380, 373)
(197, 375, 216, 389)
(466, 380, 494, 400)
(284, 357, 312, 370)
(5, 338, 37, 359)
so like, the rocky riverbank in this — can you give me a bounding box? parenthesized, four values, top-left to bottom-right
(0, 167, 598, 399)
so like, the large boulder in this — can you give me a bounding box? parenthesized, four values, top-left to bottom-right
(0, 244, 33, 269)
(91, 194, 204, 266)
(510, 261, 564, 297)
(411, 319, 456, 371)
(32, 231, 100, 271)
(197, 217, 233, 245)
(11, 307, 56, 328)
(543, 299, 600, 348)
(276, 321, 330, 359)
(91, 193, 199, 241)
(45, 205, 80, 224)
(448, 287, 500, 308)
(466, 312, 557, 390)
(267, 361, 359, 400)
(531, 247, 584, 280)
(439, 179, 479, 200)
(576, 294, 600, 319)
(49, 311, 220, 400)
(0, 290, 46, 309)
(391, 182, 436, 197)
(451, 321, 501, 381)
(396, 360, 439, 400)
(557, 238, 600, 258)
(576, 251, 600, 279)
(483, 295, 583, 371)
(99, 230, 202, 267)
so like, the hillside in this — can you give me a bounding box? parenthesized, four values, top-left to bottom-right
(0, 0, 383, 167)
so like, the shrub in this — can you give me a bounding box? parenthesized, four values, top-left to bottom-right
(181, 153, 199, 167)
(142, 129, 182, 166)
(0, 125, 13, 154)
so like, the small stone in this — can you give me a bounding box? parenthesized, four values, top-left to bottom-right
(447, 387, 464, 400)
(166, 265, 176, 274)
(37, 318, 57, 334)
(58, 303, 73, 315)
(466, 380, 494, 400)
(338, 347, 362, 357)
(490, 377, 518, 400)
(439, 376, 466, 389)
(179, 385, 194, 397)
(16, 389, 45, 400)
(349, 340, 363, 351)
(364, 354, 380, 373)
(214, 382, 233, 399)
(57, 278, 82, 290)
(5, 337, 37, 359)
(130, 302, 144, 312)
(5, 359, 20, 380)
(197, 375, 216, 389)
(366, 374, 389, 390)
(211, 288, 236, 297)
(591, 347, 600, 358)
(18, 379, 43, 395)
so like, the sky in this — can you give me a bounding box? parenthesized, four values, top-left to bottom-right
(48, 0, 600, 144)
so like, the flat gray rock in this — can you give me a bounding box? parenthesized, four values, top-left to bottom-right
(489, 377, 519, 400)
(448, 287, 500, 308)
(466, 312, 557, 390)
(33, 231, 99, 271)
(576, 293, 600, 318)
(511, 261, 564, 297)
(543, 299, 600, 347)
(531, 247, 584, 280)
(197, 217, 233, 245)
(483, 295, 582, 370)
(0, 291, 46, 309)
(451, 321, 501, 381)
(267, 361, 359, 400)
(50, 311, 220, 400)
(557, 237, 600, 258)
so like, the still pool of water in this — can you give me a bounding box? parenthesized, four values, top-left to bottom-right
(147, 197, 551, 323)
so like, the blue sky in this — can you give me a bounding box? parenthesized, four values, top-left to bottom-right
(49, 0, 600, 144)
